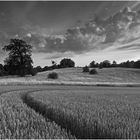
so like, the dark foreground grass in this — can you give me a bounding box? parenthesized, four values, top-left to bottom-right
(24, 90, 140, 139)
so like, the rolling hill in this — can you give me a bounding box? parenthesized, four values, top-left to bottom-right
(0, 67, 140, 86)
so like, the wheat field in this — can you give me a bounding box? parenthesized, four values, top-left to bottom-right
(0, 85, 139, 138)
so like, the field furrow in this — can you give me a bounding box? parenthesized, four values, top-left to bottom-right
(22, 92, 77, 138)
(25, 90, 140, 139)
(0, 90, 74, 139)
(22, 92, 113, 138)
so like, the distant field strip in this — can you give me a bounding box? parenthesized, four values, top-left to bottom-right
(24, 89, 140, 139)
(0, 88, 74, 139)
(0, 79, 140, 87)
(0, 68, 140, 87)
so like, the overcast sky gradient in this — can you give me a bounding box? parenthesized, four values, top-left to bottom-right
(0, 1, 140, 66)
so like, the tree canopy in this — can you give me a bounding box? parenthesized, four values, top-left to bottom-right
(60, 58, 75, 68)
(3, 39, 33, 76)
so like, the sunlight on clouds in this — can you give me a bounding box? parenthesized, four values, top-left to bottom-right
(32, 48, 140, 67)
(0, 1, 140, 67)
(26, 33, 32, 38)
(32, 52, 74, 66)
(72, 49, 140, 66)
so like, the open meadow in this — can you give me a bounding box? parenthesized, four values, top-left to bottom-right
(0, 67, 140, 86)
(0, 85, 140, 139)
(0, 68, 140, 138)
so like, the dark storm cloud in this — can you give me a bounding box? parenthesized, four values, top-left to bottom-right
(1, 1, 140, 66)
(0, 1, 140, 54)
(24, 28, 105, 54)
(24, 5, 140, 54)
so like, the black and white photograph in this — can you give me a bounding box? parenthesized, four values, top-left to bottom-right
(0, 0, 140, 139)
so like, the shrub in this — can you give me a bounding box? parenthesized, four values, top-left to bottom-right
(83, 66, 89, 72)
(89, 69, 98, 75)
(30, 68, 37, 76)
(48, 72, 58, 79)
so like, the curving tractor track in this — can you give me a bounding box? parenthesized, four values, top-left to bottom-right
(0, 85, 140, 139)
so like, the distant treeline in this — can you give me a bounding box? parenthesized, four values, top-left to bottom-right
(1, 38, 139, 77)
(34, 58, 75, 72)
(34, 59, 140, 73)
(0, 58, 140, 76)
(88, 60, 140, 69)
(0, 58, 75, 76)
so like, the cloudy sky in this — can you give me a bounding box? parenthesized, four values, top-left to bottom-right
(0, 1, 140, 66)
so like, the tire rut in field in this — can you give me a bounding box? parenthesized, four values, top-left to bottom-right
(21, 92, 77, 139)
(21, 92, 114, 139)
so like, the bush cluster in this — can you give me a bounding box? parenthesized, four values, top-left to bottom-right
(83, 66, 98, 75)
(48, 72, 58, 79)
(30, 68, 38, 76)
(83, 66, 89, 72)
(89, 69, 98, 75)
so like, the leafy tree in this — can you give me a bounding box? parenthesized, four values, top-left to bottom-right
(43, 66, 49, 71)
(51, 60, 56, 65)
(51, 60, 57, 69)
(134, 60, 140, 68)
(89, 60, 96, 68)
(0, 64, 6, 76)
(0, 64, 4, 71)
(102, 60, 111, 68)
(119, 60, 135, 68)
(112, 60, 117, 67)
(99, 63, 103, 69)
(34, 66, 42, 72)
(3, 39, 33, 76)
(60, 58, 75, 68)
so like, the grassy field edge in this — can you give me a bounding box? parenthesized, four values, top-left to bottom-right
(0, 80, 140, 87)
